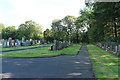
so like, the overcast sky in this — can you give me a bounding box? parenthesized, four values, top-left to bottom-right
(0, 0, 86, 31)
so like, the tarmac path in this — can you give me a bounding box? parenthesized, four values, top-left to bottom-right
(1, 46, 95, 79)
(1, 46, 50, 54)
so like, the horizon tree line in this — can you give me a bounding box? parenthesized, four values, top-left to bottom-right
(0, 2, 120, 43)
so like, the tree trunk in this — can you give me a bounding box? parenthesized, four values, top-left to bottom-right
(114, 18, 117, 42)
(76, 29, 79, 43)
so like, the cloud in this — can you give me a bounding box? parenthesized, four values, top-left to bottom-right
(0, 0, 85, 31)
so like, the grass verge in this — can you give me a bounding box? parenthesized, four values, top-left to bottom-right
(87, 44, 119, 79)
(0, 44, 81, 58)
(1, 44, 52, 51)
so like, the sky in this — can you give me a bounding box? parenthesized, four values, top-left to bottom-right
(0, 0, 86, 31)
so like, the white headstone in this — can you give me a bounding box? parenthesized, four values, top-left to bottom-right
(22, 37, 25, 42)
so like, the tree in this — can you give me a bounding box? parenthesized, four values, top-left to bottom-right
(62, 15, 77, 41)
(75, 8, 93, 43)
(43, 29, 54, 42)
(51, 16, 77, 42)
(0, 23, 5, 38)
(51, 19, 65, 41)
(2, 26, 16, 39)
(92, 2, 120, 42)
(18, 20, 43, 40)
(82, 2, 120, 43)
(74, 18, 82, 43)
(0, 23, 5, 30)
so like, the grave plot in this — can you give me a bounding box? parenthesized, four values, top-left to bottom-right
(87, 44, 119, 78)
(51, 40, 71, 51)
(1, 37, 42, 48)
(1, 37, 52, 52)
(0, 44, 81, 58)
(96, 42, 120, 57)
(1, 44, 52, 52)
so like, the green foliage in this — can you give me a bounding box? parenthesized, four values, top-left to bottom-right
(2, 2, 119, 43)
(0, 23, 5, 37)
(2, 26, 16, 39)
(51, 16, 77, 42)
(51, 19, 64, 40)
(91, 2, 120, 43)
(62, 15, 77, 41)
(0, 23, 5, 30)
(2, 20, 43, 40)
(18, 20, 43, 40)
(78, 2, 120, 43)
(43, 29, 54, 42)
(75, 8, 92, 43)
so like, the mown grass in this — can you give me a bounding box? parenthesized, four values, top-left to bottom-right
(0, 44, 81, 58)
(1, 44, 52, 51)
(87, 44, 119, 79)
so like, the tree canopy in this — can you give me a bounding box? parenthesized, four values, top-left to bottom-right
(18, 20, 43, 40)
(2, 20, 43, 40)
(1, 2, 120, 43)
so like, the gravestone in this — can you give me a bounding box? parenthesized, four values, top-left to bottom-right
(26, 40, 31, 46)
(115, 46, 118, 52)
(118, 45, 120, 56)
(57, 41, 60, 50)
(68, 41, 71, 46)
(98, 43, 102, 47)
(15, 39, 21, 47)
(59, 41, 62, 49)
(12, 40, 15, 47)
(22, 37, 25, 42)
(35, 40, 37, 44)
(8, 37, 12, 47)
(118, 45, 120, 52)
(25, 40, 29, 46)
(111, 45, 113, 51)
(29, 40, 31, 45)
(38, 40, 41, 44)
(105, 45, 108, 51)
(48, 41, 50, 44)
(2, 40, 5, 47)
(21, 37, 25, 46)
(51, 40, 71, 51)
(56, 41, 59, 50)
(32, 40, 36, 45)
(66, 41, 69, 47)
(23, 40, 27, 46)
(5, 40, 8, 47)
(51, 45, 56, 51)
(34, 40, 37, 44)
(30, 39, 32, 45)
(97, 42, 120, 56)
(54, 40, 57, 50)
(44, 42, 47, 44)
(63, 41, 66, 48)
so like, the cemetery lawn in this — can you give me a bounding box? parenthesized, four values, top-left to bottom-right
(1, 44, 52, 51)
(0, 44, 81, 58)
(87, 44, 119, 78)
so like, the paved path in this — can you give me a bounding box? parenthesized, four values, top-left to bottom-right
(1, 46, 95, 78)
(1, 46, 49, 54)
